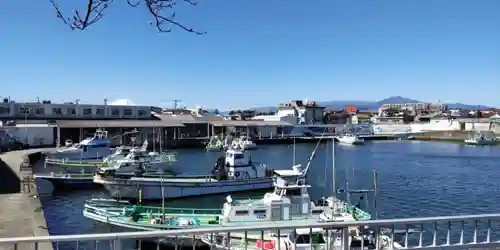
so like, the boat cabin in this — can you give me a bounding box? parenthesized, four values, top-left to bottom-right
(219, 164, 323, 224)
(52, 129, 112, 160)
(68, 129, 110, 150)
(212, 149, 270, 180)
(470, 131, 496, 140)
(224, 149, 248, 167)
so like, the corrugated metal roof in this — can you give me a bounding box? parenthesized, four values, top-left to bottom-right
(56, 119, 184, 128)
(195, 115, 225, 122)
(159, 114, 222, 124)
(211, 120, 292, 126)
(159, 114, 204, 123)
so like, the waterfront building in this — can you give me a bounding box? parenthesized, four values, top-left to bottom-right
(0, 98, 153, 120)
(277, 100, 325, 124)
(0, 97, 295, 148)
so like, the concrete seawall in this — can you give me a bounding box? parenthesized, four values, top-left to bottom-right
(0, 149, 55, 250)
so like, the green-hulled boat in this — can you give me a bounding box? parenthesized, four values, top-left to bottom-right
(83, 199, 223, 230)
(83, 164, 372, 231)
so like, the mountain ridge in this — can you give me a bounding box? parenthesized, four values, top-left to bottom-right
(240, 96, 491, 113)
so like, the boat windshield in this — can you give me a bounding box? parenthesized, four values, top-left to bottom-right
(71, 143, 81, 149)
(234, 154, 244, 159)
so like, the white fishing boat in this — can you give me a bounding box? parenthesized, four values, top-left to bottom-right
(44, 141, 177, 173)
(464, 131, 498, 145)
(47, 129, 112, 161)
(232, 135, 258, 150)
(336, 132, 364, 145)
(206, 135, 225, 151)
(44, 144, 134, 173)
(210, 226, 401, 250)
(98, 145, 177, 174)
(83, 163, 371, 230)
(93, 148, 275, 200)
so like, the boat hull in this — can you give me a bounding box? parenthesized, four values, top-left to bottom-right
(338, 138, 365, 145)
(48, 149, 112, 162)
(97, 177, 274, 200)
(34, 173, 99, 189)
(464, 139, 498, 145)
(241, 144, 258, 150)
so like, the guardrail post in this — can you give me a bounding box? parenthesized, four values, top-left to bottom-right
(341, 227, 349, 250)
(112, 239, 121, 250)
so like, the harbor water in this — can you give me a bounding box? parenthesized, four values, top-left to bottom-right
(36, 141, 500, 236)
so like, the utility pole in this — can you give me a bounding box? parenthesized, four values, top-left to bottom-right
(172, 99, 182, 109)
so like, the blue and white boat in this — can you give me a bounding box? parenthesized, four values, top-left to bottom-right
(47, 129, 112, 161)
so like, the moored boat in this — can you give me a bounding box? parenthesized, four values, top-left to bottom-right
(44, 141, 177, 174)
(83, 198, 222, 230)
(336, 132, 364, 145)
(208, 225, 402, 250)
(233, 135, 258, 150)
(84, 164, 370, 232)
(93, 148, 274, 200)
(47, 129, 113, 161)
(206, 135, 225, 151)
(464, 131, 498, 145)
(33, 172, 97, 189)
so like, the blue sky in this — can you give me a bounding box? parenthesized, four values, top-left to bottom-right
(1, 0, 499, 110)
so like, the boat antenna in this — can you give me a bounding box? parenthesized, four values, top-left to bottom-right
(293, 137, 296, 166)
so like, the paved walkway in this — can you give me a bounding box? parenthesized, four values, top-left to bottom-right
(0, 149, 54, 250)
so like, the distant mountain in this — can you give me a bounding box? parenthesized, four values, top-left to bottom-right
(317, 96, 420, 110)
(376, 96, 421, 105)
(318, 96, 490, 110)
(445, 103, 491, 110)
(221, 96, 490, 113)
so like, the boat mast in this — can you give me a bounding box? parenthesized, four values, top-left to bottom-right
(332, 137, 336, 199)
(153, 127, 156, 152)
(331, 138, 336, 221)
(159, 128, 163, 152)
(161, 174, 165, 217)
(373, 169, 378, 219)
(293, 137, 296, 166)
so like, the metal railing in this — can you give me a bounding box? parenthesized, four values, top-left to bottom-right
(3, 213, 500, 250)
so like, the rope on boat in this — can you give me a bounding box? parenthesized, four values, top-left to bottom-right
(303, 127, 329, 175)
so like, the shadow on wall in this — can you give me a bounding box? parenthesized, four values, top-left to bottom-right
(0, 158, 20, 194)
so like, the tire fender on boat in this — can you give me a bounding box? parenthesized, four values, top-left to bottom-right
(234, 171, 240, 177)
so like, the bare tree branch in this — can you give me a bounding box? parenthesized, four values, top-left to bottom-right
(49, 0, 205, 34)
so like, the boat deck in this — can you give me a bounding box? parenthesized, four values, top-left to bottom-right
(33, 172, 94, 180)
(132, 177, 218, 183)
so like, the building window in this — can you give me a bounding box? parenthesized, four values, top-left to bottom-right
(52, 108, 62, 115)
(19, 107, 31, 115)
(123, 108, 133, 116)
(83, 108, 92, 116)
(96, 108, 105, 116)
(0, 107, 9, 115)
(138, 110, 147, 117)
(35, 108, 44, 115)
(111, 108, 120, 116)
(66, 108, 76, 116)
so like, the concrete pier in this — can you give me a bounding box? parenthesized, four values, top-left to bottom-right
(0, 149, 55, 250)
